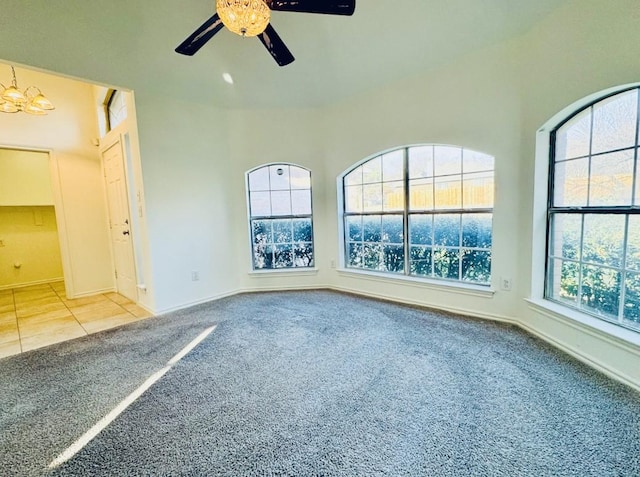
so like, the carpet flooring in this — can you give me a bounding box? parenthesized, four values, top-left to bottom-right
(0, 290, 639, 476)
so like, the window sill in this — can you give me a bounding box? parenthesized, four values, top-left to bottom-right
(336, 268, 495, 298)
(525, 298, 640, 350)
(248, 268, 319, 277)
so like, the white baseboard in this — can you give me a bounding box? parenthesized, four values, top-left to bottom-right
(517, 320, 640, 393)
(0, 277, 64, 291)
(329, 284, 516, 324)
(154, 289, 240, 315)
(70, 287, 116, 299)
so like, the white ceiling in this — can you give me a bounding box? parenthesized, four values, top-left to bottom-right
(1, 0, 570, 109)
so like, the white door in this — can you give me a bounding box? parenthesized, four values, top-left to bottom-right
(102, 138, 137, 301)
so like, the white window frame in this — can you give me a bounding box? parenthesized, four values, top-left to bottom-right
(338, 144, 495, 288)
(530, 83, 640, 343)
(246, 163, 315, 272)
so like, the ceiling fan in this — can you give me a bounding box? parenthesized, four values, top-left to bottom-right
(175, 0, 356, 67)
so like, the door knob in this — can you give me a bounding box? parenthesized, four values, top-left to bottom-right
(123, 230, 130, 235)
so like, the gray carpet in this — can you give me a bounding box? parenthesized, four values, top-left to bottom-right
(1, 290, 639, 476)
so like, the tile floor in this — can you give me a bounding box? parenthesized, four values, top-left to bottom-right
(0, 281, 153, 359)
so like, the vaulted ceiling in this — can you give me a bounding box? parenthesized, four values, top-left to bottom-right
(1, 0, 569, 109)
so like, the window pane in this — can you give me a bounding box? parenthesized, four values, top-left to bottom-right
(434, 175, 462, 209)
(346, 216, 362, 241)
(588, 150, 634, 206)
(252, 220, 271, 244)
(462, 214, 492, 249)
(408, 146, 433, 179)
(274, 244, 293, 268)
(433, 248, 460, 280)
(555, 108, 591, 160)
(362, 157, 382, 183)
(108, 90, 127, 131)
(272, 219, 292, 243)
(434, 146, 462, 176)
(270, 190, 292, 216)
(626, 215, 640, 271)
(383, 245, 404, 272)
(290, 167, 311, 190)
(463, 150, 494, 173)
(254, 244, 273, 269)
(250, 191, 271, 216)
(291, 190, 312, 215)
(362, 243, 382, 269)
(294, 243, 314, 267)
(550, 213, 582, 259)
(582, 214, 625, 267)
(382, 150, 404, 181)
(580, 265, 620, 318)
(345, 166, 362, 186)
(383, 181, 404, 211)
(345, 185, 363, 213)
(249, 167, 270, 191)
(461, 250, 491, 284)
(462, 171, 494, 208)
(347, 243, 363, 267)
(410, 246, 432, 277)
(363, 183, 382, 212)
(553, 158, 589, 207)
(382, 215, 403, 243)
(269, 165, 290, 190)
(409, 214, 433, 245)
(409, 178, 433, 210)
(591, 89, 638, 155)
(623, 271, 640, 327)
(363, 215, 382, 242)
(548, 258, 579, 305)
(293, 218, 312, 242)
(434, 214, 460, 247)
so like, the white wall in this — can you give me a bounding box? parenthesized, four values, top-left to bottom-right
(228, 107, 329, 291)
(0, 66, 113, 296)
(133, 93, 238, 312)
(515, 0, 640, 389)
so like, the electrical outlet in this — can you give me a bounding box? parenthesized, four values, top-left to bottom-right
(191, 271, 200, 281)
(330, 259, 336, 269)
(500, 277, 513, 291)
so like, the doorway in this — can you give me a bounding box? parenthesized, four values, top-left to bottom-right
(0, 148, 64, 289)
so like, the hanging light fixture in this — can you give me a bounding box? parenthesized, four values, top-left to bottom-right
(0, 66, 55, 115)
(216, 0, 271, 37)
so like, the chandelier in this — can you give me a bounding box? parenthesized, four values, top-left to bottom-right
(0, 66, 55, 115)
(216, 0, 271, 37)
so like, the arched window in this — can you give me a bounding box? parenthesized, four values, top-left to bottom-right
(342, 145, 494, 285)
(547, 87, 640, 331)
(247, 164, 314, 270)
(106, 89, 127, 131)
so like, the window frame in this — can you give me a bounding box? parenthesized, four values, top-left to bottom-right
(545, 86, 640, 332)
(246, 163, 315, 271)
(340, 145, 495, 286)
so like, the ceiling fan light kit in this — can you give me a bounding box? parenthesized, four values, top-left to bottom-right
(176, 0, 356, 66)
(217, 0, 271, 37)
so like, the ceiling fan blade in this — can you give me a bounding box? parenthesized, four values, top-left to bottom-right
(175, 13, 225, 56)
(269, 0, 355, 15)
(258, 24, 295, 67)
